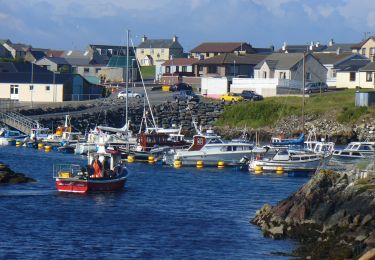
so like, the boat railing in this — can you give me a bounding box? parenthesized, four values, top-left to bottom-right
(53, 164, 82, 179)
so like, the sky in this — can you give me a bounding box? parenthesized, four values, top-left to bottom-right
(0, 0, 374, 52)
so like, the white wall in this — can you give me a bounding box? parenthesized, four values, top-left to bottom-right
(0, 82, 63, 102)
(201, 77, 228, 98)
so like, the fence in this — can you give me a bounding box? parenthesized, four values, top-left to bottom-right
(64, 94, 103, 101)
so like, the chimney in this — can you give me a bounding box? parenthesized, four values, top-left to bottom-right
(172, 35, 178, 42)
(141, 35, 147, 42)
(336, 47, 342, 55)
(315, 41, 320, 48)
(329, 38, 334, 46)
(282, 42, 287, 51)
(309, 41, 314, 51)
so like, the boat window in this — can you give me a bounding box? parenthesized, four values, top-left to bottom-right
(352, 145, 360, 150)
(359, 145, 372, 150)
(352, 152, 361, 156)
(278, 150, 289, 155)
(226, 146, 232, 151)
(342, 152, 349, 155)
(232, 146, 237, 151)
(208, 138, 222, 144)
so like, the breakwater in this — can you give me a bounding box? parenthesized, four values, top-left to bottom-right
(251, 168, 375, 259)
(0, 162, 35, 184)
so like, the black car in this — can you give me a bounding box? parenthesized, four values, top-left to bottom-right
(173, 90, 200, 102)
(169, 83, 193, 92)
(240, 90, 263, 101)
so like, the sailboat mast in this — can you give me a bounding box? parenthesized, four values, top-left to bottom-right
(125, 29, 129, 128)
(301, 51, 306, 133)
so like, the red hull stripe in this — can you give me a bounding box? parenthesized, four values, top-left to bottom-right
(56, 178, 127, 193)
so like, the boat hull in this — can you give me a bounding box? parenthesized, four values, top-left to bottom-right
(165, 150, 263, 166)
(249, 158, 323, 171)
(55, 176, 127, 193)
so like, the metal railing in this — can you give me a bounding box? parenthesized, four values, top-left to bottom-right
(53, 164, 82, 179)
(0, 111, 40, 134)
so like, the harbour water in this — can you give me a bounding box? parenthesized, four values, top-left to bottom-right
(0, 146, 308, 259)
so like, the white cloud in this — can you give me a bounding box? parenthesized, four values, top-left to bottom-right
(252, 0, 298, 16)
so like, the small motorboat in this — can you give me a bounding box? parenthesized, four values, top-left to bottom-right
(0, 129, 28, 146)
(248, 148, 329, 173)
(53, 145, 128, 193)
(57, 143, 76, 154)
(333, 141, 375, 159)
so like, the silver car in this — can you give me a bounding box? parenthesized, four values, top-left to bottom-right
(117, 90, 144, 99)
(304, 82, 328, 94)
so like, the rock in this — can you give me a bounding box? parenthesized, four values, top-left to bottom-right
(359, 248, 375, 260)
(361, 214, 373, 226)
(267, 225, 284, 239)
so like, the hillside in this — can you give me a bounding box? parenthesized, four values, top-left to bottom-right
(215, 89, 375, 128)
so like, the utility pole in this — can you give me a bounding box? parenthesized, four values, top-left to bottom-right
(125, 29, 129, 129)
(301, 51, 306, 133)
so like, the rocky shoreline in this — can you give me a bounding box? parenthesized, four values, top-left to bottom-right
(10, 99, 375, 142)
(0, 163, 35, 184)
(251, 168, 375, 259)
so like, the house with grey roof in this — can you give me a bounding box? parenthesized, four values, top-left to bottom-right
(24, 49, 48, 63)
(35, 57, 72, 73)
(87, 44, 134, 65)
(358, 62, 375, 88)
(279, 41, 326, 53)
(320, 39, 356, 54)
(313, 52, 362, 87)
(136, 35, 183, 66)
(335, 55, 371, 88)
(228, 53, 328, 96)
(0, 62, 103, 102)
(351, 36, 375, 60)
(1, 41, 31, 58)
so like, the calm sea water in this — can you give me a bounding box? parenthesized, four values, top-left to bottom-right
(0, 146, 308, 259)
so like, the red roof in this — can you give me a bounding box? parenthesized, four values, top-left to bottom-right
(47, 50, 64, 57)
(190, 42, 253, 53)
(161, 58, 198, 66)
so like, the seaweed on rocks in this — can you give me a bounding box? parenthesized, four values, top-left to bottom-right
(0, 163, 35, 184)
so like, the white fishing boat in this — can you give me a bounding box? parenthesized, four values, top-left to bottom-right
(304, 131, 335, 157)
(333, 141, 375, 159)
(164, 129, 267, 166)
(0, 129, 28, 146)
(248, 148, 327, 172)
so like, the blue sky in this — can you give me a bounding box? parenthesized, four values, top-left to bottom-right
(0, 0, 374, 52)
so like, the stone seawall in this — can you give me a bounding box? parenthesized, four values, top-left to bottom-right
(251, 169, 375, 259)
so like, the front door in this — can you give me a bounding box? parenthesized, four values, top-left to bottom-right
(10, 85, 19, 100)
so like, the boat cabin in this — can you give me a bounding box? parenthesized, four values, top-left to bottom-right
(30, 128, 50, 140)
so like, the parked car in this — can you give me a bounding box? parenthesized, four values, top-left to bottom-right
(169, 83, 193, 92)
(240, 90, 263, 101)
(173, 90, 200, 102)
(304, 82, 328, 94)
(220, 92, 244, 102)
(117, 90, 144, 99)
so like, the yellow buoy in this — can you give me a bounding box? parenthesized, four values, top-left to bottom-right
(254, 165, 263, 175)
(217, 161, 225, 169)
(38, 143, 44, 149)
(196, 160, 204, 169)
(174, 160, 182, 168)
(16, 141, 22, 147)
(148, 156, 155, 164)
(276, 166, 284, 175)
(45, 145, 52, 152)
(127, 155, 135, 163)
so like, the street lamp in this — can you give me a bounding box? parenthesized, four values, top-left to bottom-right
(233, 59, 236, 78)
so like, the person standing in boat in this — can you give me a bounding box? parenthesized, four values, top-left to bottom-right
(91, 156, 102, 178)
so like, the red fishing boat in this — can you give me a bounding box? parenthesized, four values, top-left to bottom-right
(53, 147, 128, 193)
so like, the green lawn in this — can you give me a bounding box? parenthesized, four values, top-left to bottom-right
(140, 65, 155, 79)
(215, 89, 375, 128)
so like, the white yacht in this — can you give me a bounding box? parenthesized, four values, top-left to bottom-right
(333, 142, 375, 159)
(164, 130, 267, 166)
(248, 148, 328, 172)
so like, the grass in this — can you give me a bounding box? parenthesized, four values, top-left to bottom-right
(140, 65, 155, 79)
(215, 89, 375, 128)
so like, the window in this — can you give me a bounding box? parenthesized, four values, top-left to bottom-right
(141, 49, 144, 54)
(208, 66, 217, 74)
(214, 52, 218, 56)
(361, 48, 366, 55)
(46, 86, 50, 91)
(182, 66, 187, 72)
(175, 66, 179, 72)
(84, 68, 89, 73)
(166, 66, 171, 73)
(279, 72, 286, 79)
(306, 72, 311, 81)
(350, 72, 356, 81)
(370, 48, 375, 55)
(161, 49, 165, 54)
(29, 85, 34, 91)
(10, 85, 19, 94)
(263, 71, 267, 78)
(366, 72, 373, 82)
(95, 68, 101, 73)
(332, 69, 337, 78)
(206, 52, 209, 57)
